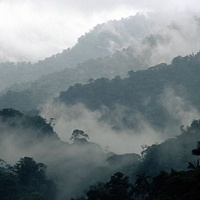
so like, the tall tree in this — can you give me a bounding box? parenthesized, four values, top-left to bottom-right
(70, 129, 89, 143)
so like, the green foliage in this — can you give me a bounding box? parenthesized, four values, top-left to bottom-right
(70, 129, 89, 143)
(0, 13, 152, 111)
(106, 172, 133, 200)
(147, 169, 200, 200)
(0, 157, 56, 200)
(137, 119, 200, 175)
(12, 157, 47, 186)
(187, 159, 200, 171)
(0, 170, 19, 200)
(30, 192, 45, 200)
(192, 141, 200, 155)
(0, 108, 23, 118)
(73, 172, 134, 200)
(134, 173, 151, 199)
(1, 109, 200, 200)
(74, 167, 200, 200)
(0, 108, 59, 140)
(59, 52, 200, 131)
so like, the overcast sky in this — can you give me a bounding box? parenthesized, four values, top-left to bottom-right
(0, 0, 200, 62)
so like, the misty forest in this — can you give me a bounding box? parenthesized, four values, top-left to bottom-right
(1, 2, 200, 200)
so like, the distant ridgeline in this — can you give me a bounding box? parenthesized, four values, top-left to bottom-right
(59, 52, 200, 131)
(0, 52, 200, 132)
(0, 43, 152, 112)
(0, 13, 152, 92)
(0, 13, 155, 112)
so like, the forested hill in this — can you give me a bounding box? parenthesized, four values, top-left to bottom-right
(1, 109, 200, 200)
(1, 13, 200, 112)
(0, 43, 154, 112)
(69, 119, 200, 199)
(0, 108, 141, 199)
(0, 14, 152, 92)
(0, 108, 59, 141)
(59, 52, 200, 131)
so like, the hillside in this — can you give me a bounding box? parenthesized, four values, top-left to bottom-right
(1, 13, 200, 113)
(0, 108, 140, 200)
(72, 120, 200, 199)
(0, 13, 153, 92)
(0, 43, 155, 111)
(58, 52, 200, 131)
(1, 109, 200, 200)
(139, 119, 200, 175)
(1, 5, 200, 200)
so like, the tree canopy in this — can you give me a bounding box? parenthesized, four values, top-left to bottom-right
(59, 52, 200, 131)
(0, 157, 56, 200)
(70, 129, 89, 144)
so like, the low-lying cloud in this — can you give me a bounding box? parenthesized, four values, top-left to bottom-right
(160, 88, 200, 128)
(0, 0, 200, 62)
(41, 85, 200, 155)
(41, 102, 166, 154)
(0, 115, 110, 199)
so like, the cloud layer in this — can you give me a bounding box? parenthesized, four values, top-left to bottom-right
(41, 102, 168, 154)
(0, 0, 200, 62)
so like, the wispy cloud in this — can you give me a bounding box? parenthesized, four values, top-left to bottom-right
(41, 102, 165, 154)
(0, 0, 199, 62)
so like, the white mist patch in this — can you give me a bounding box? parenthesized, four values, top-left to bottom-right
(150, 13, 200, 65)
(41, 102, 165, 154)
(128, 12, 200, 68)
(160, 88, 200, 127)
(0, 115, 112, 199)
(0, 0, 200, 62)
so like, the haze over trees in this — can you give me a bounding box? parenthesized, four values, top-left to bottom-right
(58, 52, 200, 132)
(0, 13, 153, 92)
(0, 10, 200, 200)
(0, 157, 56, 200)
(0, 108, 141, 199)
(1, 108, 200, 199)
(1, 13, 200, 113)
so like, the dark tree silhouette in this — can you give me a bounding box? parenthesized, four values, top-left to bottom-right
(106, 172, 133, 200)
(192, 141, 200, 156)
(70, 129, 89, 143)
(134, 173, 151, 199)
(0, 157, 56, 200)
(72, 172, 134, 200)
(13, 157, 47, 186)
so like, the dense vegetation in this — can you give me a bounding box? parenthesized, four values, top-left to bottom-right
(0, 12, 194, 112)
(0, 13, 152, 92)
(0, 157, 56, 200)
(0, 108, 140, 199)
(139, 119, 200, 175)
(0, 108, 200, 199)
(0, 12, 200, 200)
(0, 108, 59, 141)
(0, 43, 154, 112)
(73, 167, 200, 200)
(59, 52, 200, 131)
(72, 121, 200, 200)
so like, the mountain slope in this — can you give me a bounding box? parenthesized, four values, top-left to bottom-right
(0, 13, 153, 92)
(0, 43, 154, 111)
(58, 52, 200, 131)
(139, 119, 200, 175)
(0, 108, 140, 200)
(1, 13, 200, 114)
